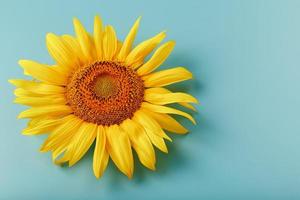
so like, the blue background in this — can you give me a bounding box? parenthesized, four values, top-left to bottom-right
(1, 0, 300, 199)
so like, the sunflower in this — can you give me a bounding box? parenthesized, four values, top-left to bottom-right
(9, 15, 198, 179)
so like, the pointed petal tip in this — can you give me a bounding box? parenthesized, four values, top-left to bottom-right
(180, 68, 193, 80)
(94, 15, 101, 20)
(182, 67, 193, 74)
(169, 40, 176, 46)
(73, 18, 83, 29)
(73, 17, 79, 23)
(21, 128, 30, 135)
(18, 59, 27, 67)
(189, 107, 197, 112)
(8, 79, 17, 85)
(39, 147, 47, 153)
(152, 31, 167, 40)
(93, 169, 104, 179)
(46, 32, 54, 36)
(161, 31, 167, 37)
(54, 159, 65, 166)
(17, 113, 24, 119)
(45, 32, 57, 41)
(68, 161, 75, 167)
(105, 24, 113, 30)
(123, 167, 134, 179)
(136, 16, 142, 23)
(146, 163, 156, 171)
(160, 145, 169, 154)
(150, 165, 156, 171)
(165, 135, 172, 142)
(73, 17, 86, 29)
(127, 172, 133, 179)
(94, 16, 103, 29)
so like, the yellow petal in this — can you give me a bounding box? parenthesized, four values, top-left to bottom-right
(144, 87, 197, 111)
(106, 125, 133, 178)
(54, 146, 73, 165)
(18, 60, 67, 86)
(137, 41, 175, 75)
(22, 116, 68, 135)
(145, 88, 198, 105)
(27, 116, 49, 128)
(120, 119, 156, 170)
(14, 96, 66, 107)
(68, 122, 97, 166)
(143, 67, 192, 87)
(51, 121, 83, 162)
(52, 139, 70, 162)
(93, 125, 109, 178)
(117, 17, 141, 61)
(132, 113, 169, 153)
(46, 33, 78, 71)
(53, 145, 73, 165)
(103, 25, 117, 60)
(18, 105, 72, 119)
(125, 31, 166, 68)
(113, 40, 123, 60)
(94, 15, 104, 60)
(142, 87, 169, 94)
(61, 34, 86, 64)
(150, 134, 168, 153)
(141, 102, 196, 124)
(40, 115, 82, 152)
(14, 88, 42, 97)
(180, 102, 197, 112)
(147, 111, 188, 134)
(49, 64, 71, 76)
(73, 18, 93, 61)
(9, 79, 65, 94)
(133, 119, 168, 153)
(133, 110, 172, 141)
(130, 59, 144, 69)
(14, 88, 65, 102)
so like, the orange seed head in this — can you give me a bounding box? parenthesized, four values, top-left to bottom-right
(66, 61, 144, 126)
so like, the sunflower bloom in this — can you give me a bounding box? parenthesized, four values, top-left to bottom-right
(10, 15, 198, 179)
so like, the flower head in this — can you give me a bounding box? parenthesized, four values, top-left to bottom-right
(10, 15, 198, 179)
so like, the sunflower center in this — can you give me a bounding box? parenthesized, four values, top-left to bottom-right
(66, 61, 144, 126)
(93, 74, 118, 98)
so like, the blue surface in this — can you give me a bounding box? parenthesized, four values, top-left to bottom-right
(1, 0, 300, 199)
